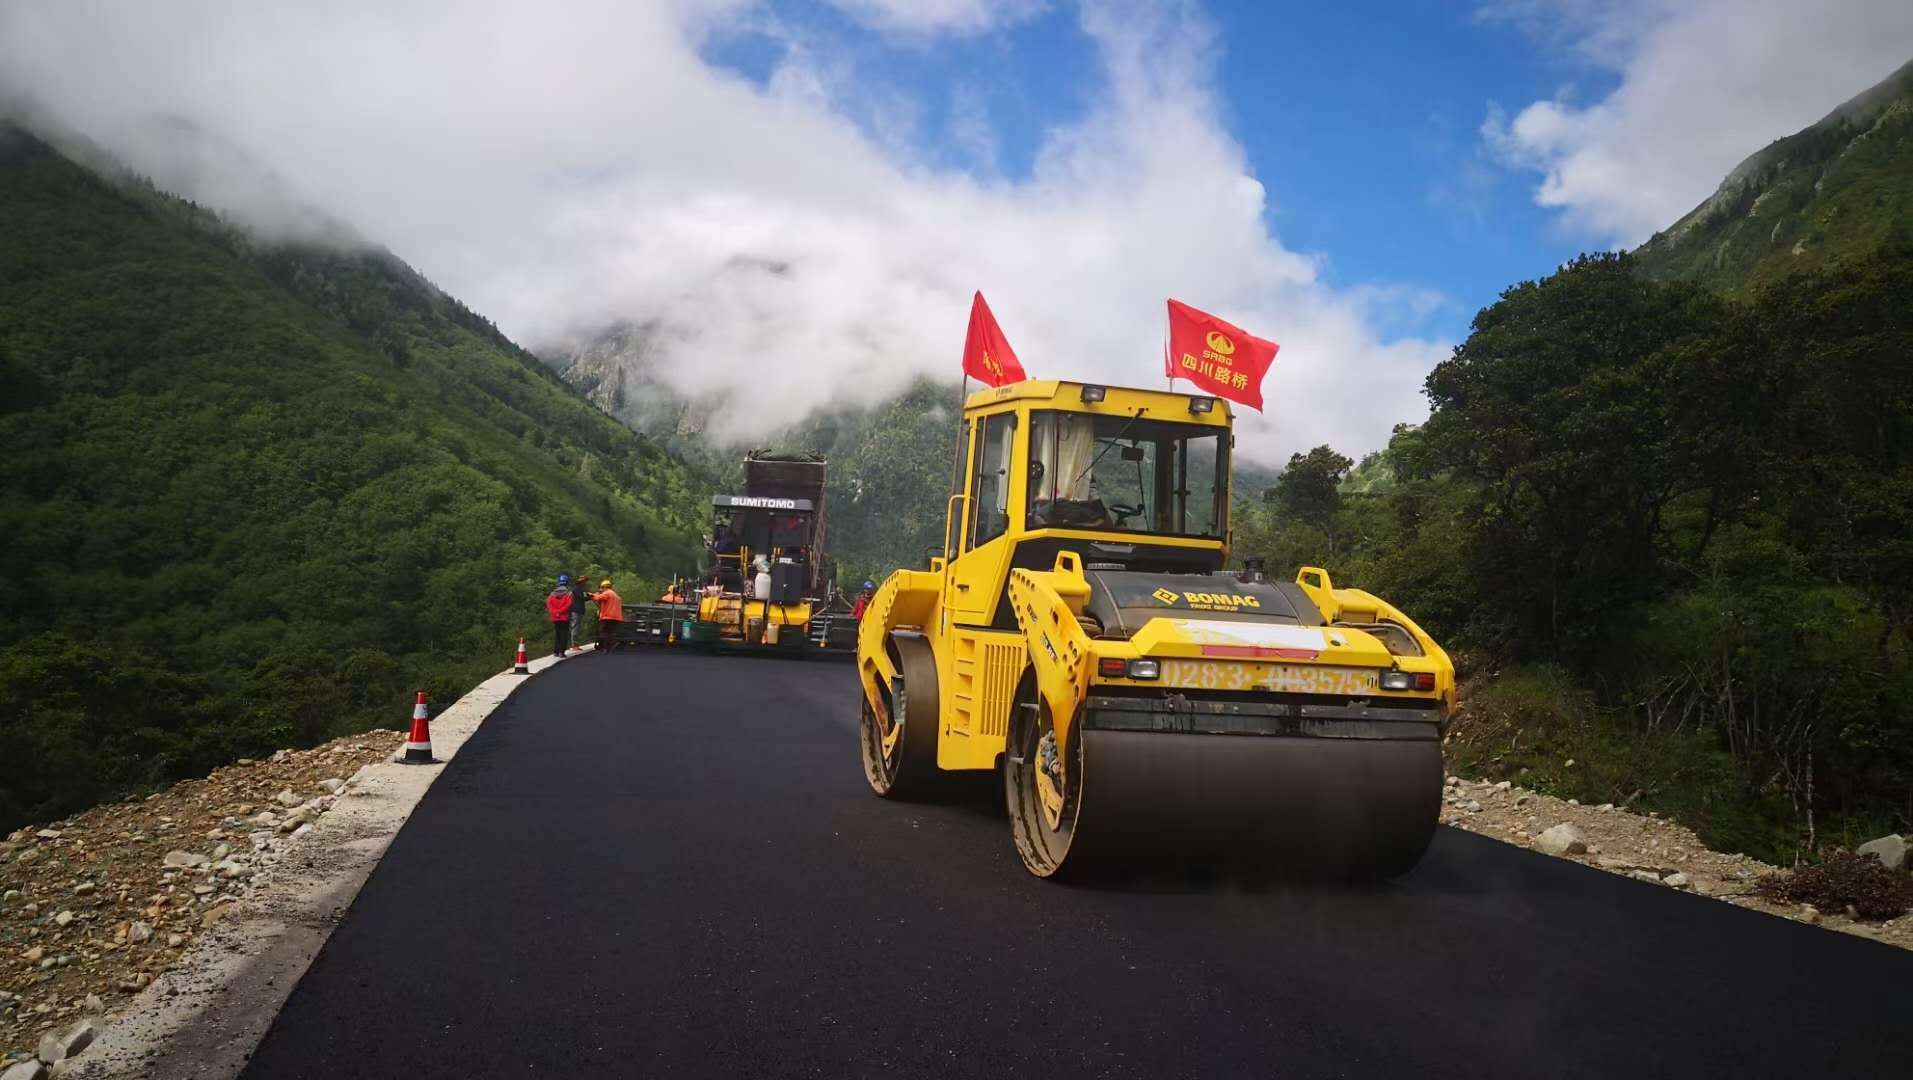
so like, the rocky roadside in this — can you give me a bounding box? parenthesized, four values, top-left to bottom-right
(1440, 774, 1913, 950)
(0, 730, 403, 1076)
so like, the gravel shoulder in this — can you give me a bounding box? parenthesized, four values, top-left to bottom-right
(2, 648, 580, 1078)
(1438, 774, 1913, 950)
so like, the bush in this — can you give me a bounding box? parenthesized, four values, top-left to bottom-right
(1755, 851, 1913, 921)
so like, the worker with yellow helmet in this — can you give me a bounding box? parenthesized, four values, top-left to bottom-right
(588, 578, 623, 653)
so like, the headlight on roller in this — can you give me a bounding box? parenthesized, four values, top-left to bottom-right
(1126, 659, 1160, 680)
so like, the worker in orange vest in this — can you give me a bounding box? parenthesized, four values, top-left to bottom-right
(589, 579, 624, 653)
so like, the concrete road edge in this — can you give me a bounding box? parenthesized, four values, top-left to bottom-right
(65, 648, 590, 1079)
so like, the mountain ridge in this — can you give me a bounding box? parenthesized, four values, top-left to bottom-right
(1634, 57, 1913, 290)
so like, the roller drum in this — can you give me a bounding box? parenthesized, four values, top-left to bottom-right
(1063, 730, 1442, 879)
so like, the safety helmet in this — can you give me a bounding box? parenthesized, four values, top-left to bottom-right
(600, 579, 612, 588)
(558, 573, 570, 585)
(863, 580, 875, 590)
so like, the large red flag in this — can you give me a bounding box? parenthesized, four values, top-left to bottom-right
(961, 291, 1027, 387)
(1164, 299, 1279, 411)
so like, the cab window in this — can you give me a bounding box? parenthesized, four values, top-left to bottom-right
(967, 412, 1015, 549)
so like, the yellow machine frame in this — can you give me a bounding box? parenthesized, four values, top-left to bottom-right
(855, 380, 1456, 777)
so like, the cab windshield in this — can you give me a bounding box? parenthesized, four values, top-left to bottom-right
(1026, 410, 1226, 537)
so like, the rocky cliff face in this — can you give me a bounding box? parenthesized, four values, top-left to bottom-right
(1634, 58, 1913, 291)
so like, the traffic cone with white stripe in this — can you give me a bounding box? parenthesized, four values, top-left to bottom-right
(513, 638, 529, 674)
(398, 692, 438, 765)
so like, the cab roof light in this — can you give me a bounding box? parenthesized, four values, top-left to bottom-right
(1188, 396, 1215, 414)
(1080, 384, 1108, 404)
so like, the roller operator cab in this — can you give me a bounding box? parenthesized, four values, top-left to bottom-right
(854, 380, 1455, 879)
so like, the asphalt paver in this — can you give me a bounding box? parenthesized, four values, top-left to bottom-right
(240, 650, 1913, 1078)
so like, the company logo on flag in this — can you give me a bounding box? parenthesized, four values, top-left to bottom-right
(961, 291, 1027, 388)
(1165, 299, 1279, 412)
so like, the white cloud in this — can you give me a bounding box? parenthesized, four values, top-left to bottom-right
(0, 0, 1448, 462)
(1481, 0, 1913, 244)
(824, 0, 1047, 36)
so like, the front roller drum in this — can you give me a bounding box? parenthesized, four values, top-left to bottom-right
(859, 639, 938, 798)
(1007, 710, 1443, 880)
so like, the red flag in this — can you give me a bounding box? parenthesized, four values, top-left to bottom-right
(1164, 299, 1279, 412)
(961, 291, 1027, 387)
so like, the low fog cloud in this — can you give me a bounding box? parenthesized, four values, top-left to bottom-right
(0, 0, 1452, 461)
(1480, 0, 1913, 245)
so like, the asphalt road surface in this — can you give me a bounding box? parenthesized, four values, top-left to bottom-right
(241, 650, 1913, 1078)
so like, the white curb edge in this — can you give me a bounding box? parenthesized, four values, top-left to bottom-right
(64, 647, 590, 1079)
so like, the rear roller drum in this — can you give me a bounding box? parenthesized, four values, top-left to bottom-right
(859, 642, 938, 798)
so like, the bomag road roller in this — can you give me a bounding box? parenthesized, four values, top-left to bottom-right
(854, 380, 1454, 879)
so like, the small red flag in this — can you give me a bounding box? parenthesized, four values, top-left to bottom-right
(961, 291, 1027, 388)
(1164, 299, 1279, 412)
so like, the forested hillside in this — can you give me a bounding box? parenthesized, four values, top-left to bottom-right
(1634, 59, 1912, 292)
(0, 127, 706, 830)
(1232, 249, 1911, 862)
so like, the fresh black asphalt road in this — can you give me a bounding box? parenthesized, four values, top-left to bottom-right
(241, 650, 1913, 1078)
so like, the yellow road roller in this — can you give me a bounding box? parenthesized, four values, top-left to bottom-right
(854, 380, 1455, 878)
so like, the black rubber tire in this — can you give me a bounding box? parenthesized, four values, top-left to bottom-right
(858, 636, 939, 798)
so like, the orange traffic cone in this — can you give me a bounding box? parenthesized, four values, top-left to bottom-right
(513, 638, 529, 674)
(399, 692, 437, 765)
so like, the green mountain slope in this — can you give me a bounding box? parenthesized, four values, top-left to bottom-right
(0, 127, 706, 828)
(1635, 58, 1913, 291)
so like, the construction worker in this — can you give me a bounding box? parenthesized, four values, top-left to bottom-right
(590, 579, 623, 652)
(852, 580, 875, 620)
(546, 574, 574, 656)
(568, 572, 590, 653)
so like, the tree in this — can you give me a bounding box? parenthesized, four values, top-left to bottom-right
(1268, 445, 1352, 532)
(1418, 252, 1734, 652)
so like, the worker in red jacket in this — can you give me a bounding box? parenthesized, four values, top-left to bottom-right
(851, 580, 875, 620)
(546, 574, 574, 657)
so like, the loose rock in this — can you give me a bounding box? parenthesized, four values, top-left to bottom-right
(1535, 824, 1588, 857)
(34, 1018, 94, 1063)
(161, 851, 207, 869)
(1855, 834, 1906, 873)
